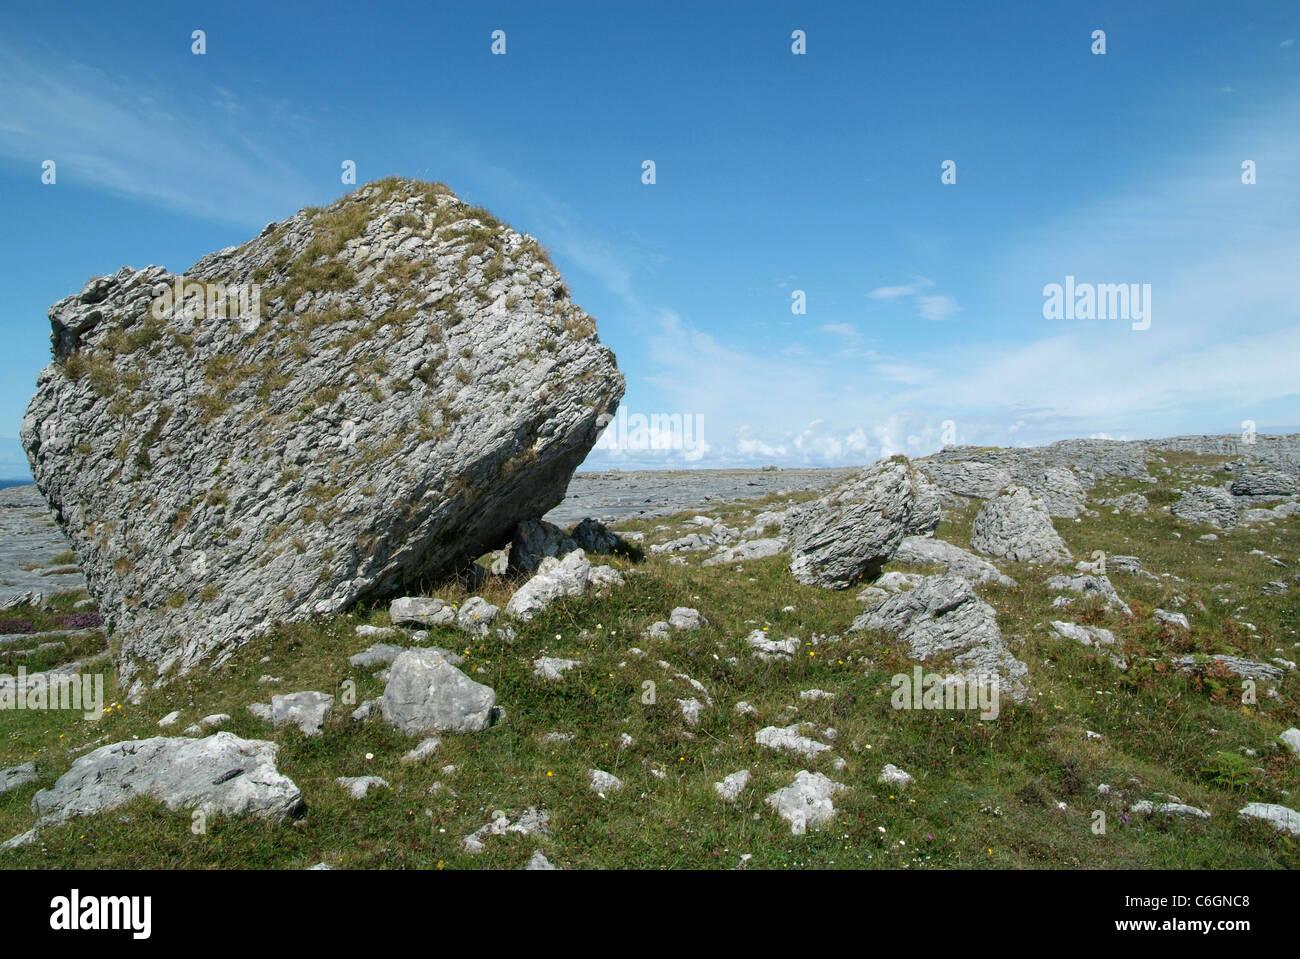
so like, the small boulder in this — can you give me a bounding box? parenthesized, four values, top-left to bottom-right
(381, 648, 496, 735)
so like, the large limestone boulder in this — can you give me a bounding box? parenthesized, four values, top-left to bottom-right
(969, 486, 1072, 565)
(786, 457, 936, 589)
(28, 733, 304, 828)
(19, 178, 624, 689)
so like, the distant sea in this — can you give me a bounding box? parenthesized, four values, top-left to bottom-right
(0, 479, 33, 491)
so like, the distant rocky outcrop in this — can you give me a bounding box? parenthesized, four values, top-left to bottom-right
(20, 178, 623, 691)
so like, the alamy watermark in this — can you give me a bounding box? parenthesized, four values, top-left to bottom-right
(594, 406, 705, 454)
(1042, 275, 1150, 331)
(0, 669, 105, 721)
(891, 666, 1000, 720)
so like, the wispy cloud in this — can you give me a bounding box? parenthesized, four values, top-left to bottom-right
(0, 40, 314, 225)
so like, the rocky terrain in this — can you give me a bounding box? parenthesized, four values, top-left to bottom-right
(1, 427, 1298, 869)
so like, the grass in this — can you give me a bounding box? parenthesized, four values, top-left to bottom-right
(1, 449, 1297, 869)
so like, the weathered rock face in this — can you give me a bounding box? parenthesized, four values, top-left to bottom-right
(969, 486, 1072, 565)
(20, 178, 624, 688)
(786, 457, 936, 589)
(29, 733, 304, 827)
(1171, 486, 1239, 529)
(381, 647, 497, 735)
(849, 574, 1029, 699)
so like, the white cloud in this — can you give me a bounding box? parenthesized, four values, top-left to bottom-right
(917, 294, 962, 321)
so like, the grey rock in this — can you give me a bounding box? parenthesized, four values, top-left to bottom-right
(668, 607, 706, 631)
(786, 457, 936, 588)
(402, 737, 442, 763)
(765, 770, 847, 835)
(970, 486, 1072, 565)
(570, 518, 625, 555)
(505, 549, 620, 621)
(920, 461, 1013, 501)
(1238, 802, 1300, 836)
(703, 537, 785, 566)
(1171, 486, 1239, 529)
(157, 710, 181, 727)
(1049, 621, 1118, 649)
(0, 486, 87, 609)
(892, 535, 1017, 586)
(20, 179, 623, 686)
(1279, 728, 1300, 755)
(336, 776, 388, 799)
(1172, 655, 1284, 683)
(1229, 470, 1297, 497)
(524, 850, 558, 870)
(850, 575, 1028, 699)
(390, 597, 456, 628)
(1130, 800, 1210, 819)
(533, 656, 581, 681)
(29, 733, 303, 829)
(1100, 492, 1150, 514)
(589, 769, 624, 794)
(462, 806, 550, 853)
(349, 643, 406, 668)
(1153, 608, 1190, 630)
(714, 770, 751, 802)
(251, 691, 334, 736)
(510, 519, 580, 575)
(0, 761, 37, 795)
(456, 596, 499, 636)
(878, 764, 914, 789)
(1045, 574, 1131, 615)
(381, 647, 496, 735)
(755, 724, 832, 759)
(746, 630, 800, 661)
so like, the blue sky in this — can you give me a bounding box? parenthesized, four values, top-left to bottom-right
(1, 0, 1297, 477)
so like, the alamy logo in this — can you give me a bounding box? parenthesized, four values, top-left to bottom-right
(151, 276, 263, 332)
(0, 669, 104, 721)
(1042, 275, 1150, 331)
(594, 406, 705, 454)
(50, 889, 151, 939)
(891, 666, 1000, 720)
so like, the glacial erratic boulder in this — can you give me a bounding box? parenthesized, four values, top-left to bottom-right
(20, 178, 623, 688)
(786, 457, 936, 589)
(969, 486, 1072, 565)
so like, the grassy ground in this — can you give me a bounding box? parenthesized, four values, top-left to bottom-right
(1, 454, 1297, 869)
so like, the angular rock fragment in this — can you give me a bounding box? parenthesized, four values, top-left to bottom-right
(765, 770, 847, 835)
(1171, 486, 1239, 529)
(970, 486, 1072, 565)
(248, 691, 334, 736)
(381, 647, 496, 735)
(786, 457, 936, 588)
(892, 535, 1017, 586)
(851, 575, 1028, 699)
(336, 776, 388, 799)
(1238, 802, 1300, 836)
(30, 733, 304, 828)
(1045, 574, 1131, 615)
(714, 770, 751, 802)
